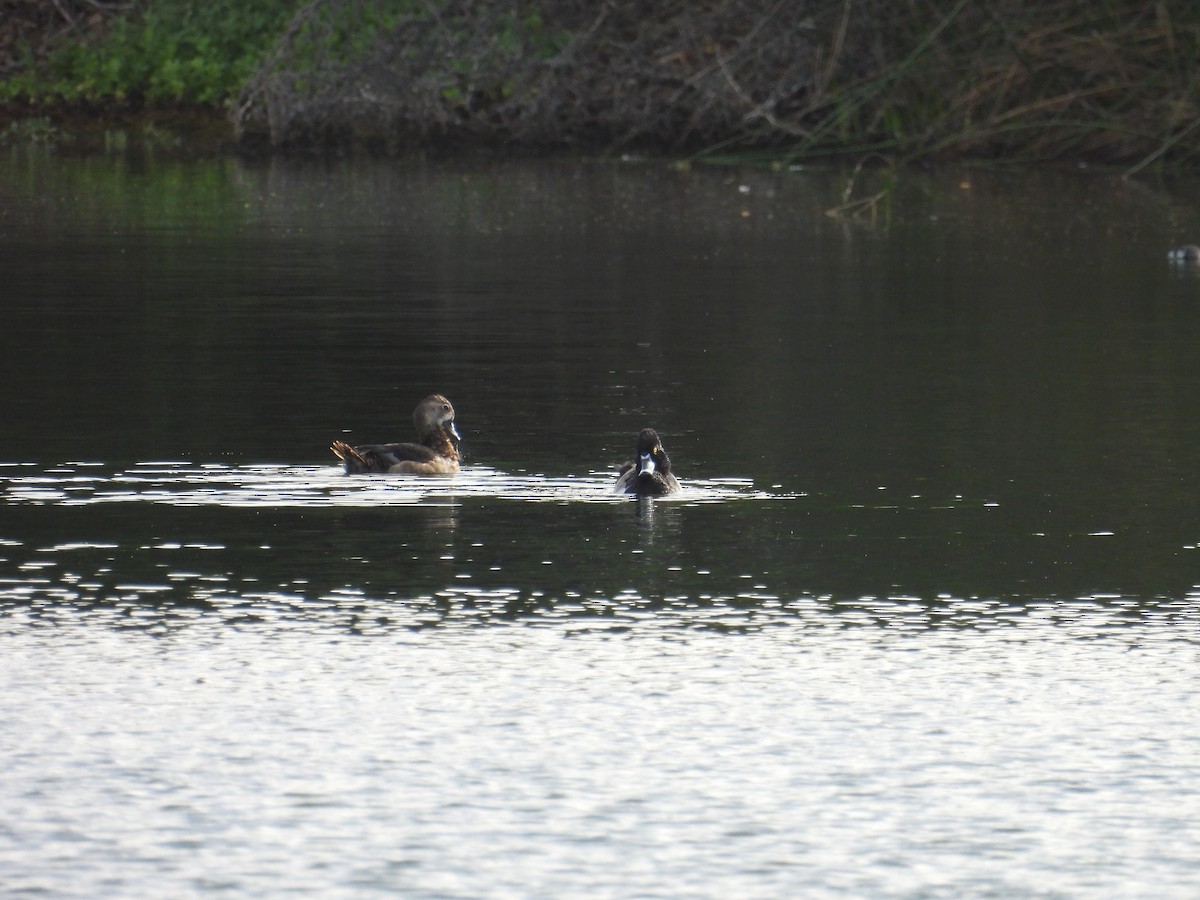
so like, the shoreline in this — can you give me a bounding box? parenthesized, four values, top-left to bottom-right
(2, 102, 1191, 174)
(5, 4, 1198, 170)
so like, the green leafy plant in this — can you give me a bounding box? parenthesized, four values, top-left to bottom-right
(4, 0, 298, 105)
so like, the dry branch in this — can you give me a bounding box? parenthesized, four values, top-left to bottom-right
(230, 0, 1200, 165)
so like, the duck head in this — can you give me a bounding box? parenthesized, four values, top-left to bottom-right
(635, 428, 671, 480)
(414, 394, 460, 444)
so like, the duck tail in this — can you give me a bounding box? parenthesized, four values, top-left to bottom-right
(330, 439, 367, 473)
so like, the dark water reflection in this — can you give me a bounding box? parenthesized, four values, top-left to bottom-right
(4, 154, 1200, 897)
(4, 154, 1200, 612)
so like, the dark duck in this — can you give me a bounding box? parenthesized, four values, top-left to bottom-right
(331, 394, 460, 475)
(614, 428, 681, 496)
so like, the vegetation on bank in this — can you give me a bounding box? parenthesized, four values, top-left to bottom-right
(0, 0, 295, 105)
(2, 0, 1199, 170)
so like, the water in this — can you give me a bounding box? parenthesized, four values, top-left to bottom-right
(2, 153, 1200, 896)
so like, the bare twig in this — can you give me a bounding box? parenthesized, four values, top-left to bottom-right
(1125, 115, 1200, 177)
(225, 0, 1200, 166)
(49, 0, 76, 27)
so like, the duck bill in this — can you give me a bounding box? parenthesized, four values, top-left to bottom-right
(448, 420, 461, 443)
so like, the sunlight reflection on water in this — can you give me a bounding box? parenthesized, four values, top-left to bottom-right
(2, 462, 785, 508)
(2, 621, 1198, 898)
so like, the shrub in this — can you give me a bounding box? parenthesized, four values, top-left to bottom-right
(2, 0, 297, 105)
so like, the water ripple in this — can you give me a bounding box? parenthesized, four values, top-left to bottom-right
(1, 462, 783, 508)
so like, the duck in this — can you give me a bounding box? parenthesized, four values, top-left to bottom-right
(1168, 245, 1200, 262)
(331, 394, 460, 474)
(614, 428, 681, 496)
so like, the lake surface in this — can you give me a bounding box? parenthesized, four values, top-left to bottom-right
(2, 151, 1200, 897)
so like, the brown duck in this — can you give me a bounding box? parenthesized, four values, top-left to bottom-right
(331, 394, 460, 474)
